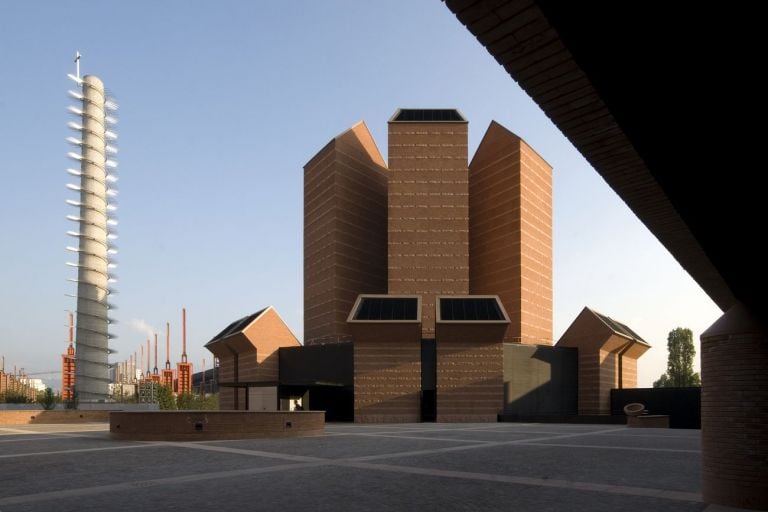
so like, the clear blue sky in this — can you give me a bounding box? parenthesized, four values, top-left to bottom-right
(0, 1, 720, 389)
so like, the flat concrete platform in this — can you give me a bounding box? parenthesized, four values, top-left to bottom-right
(0, 423, 707, 511)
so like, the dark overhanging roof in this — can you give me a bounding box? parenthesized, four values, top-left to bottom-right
(390, 109, 467, 123)
(445, 1, 765, 320)
(588, 307, 649, 347)
(205, 308, 267, 346)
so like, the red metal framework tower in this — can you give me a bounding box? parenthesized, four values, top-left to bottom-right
(61, 312, 76, 400)
(176, 308, 193, 394)
(161, 322, 174, 388)
(150, 333, 161, 384)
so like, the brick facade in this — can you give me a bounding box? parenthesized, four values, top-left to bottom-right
(435, 320, 507, 422)
(304, 122, 388, 346)
(469, 121, 552, 344)
(556, 307, 649, 415)
(206, 307, 301, 411)
(387, 114, 469, 338)
(349, 321, 423, 423)
(300, 109, 557, 423)
(701, 304, 767, 510)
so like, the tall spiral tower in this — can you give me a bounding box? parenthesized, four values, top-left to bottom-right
(65, 53, 119, 402)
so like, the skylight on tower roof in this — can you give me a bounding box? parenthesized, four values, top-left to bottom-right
(390, 109, 466, 122)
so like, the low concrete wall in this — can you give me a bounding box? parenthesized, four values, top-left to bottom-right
(110, 411, 325, 441)
(0, 410, 111, 425)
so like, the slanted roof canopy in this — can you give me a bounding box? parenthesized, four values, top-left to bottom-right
(557, 307, 650, 358)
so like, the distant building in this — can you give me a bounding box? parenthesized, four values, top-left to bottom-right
(61, 343, 76, 400)
(205, 109, 648, 422)
(62, 312, 75, 401)
(206, 109, 648, 423)
(205, 307, 301, 410)
(556, 307, 650, 415)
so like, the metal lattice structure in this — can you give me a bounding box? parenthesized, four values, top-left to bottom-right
(65, 53, 119, 402)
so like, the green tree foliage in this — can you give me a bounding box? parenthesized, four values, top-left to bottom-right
(0, 390, 31, 403)
(157, 385, 177, 410)
(176, 393, 218, 410)
(654, 327, 701, 387)
(37, 387, 57, 410)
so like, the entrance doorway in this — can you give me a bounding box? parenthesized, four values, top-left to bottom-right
(421, 339, 437, 422)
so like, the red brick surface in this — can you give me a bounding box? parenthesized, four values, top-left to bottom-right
(435, 323, 506, 422)
(557, 308, 647, 415)
(702, 322, 768, 509)
(388, 119, 469, 338)
(304, 123, 388, 346)
(0, 410, 110, 425)
(206, 307, 300, 410)
(350, 322, 422, 423)
(469, 122, 552, 345)
(109, 411, 324, 441)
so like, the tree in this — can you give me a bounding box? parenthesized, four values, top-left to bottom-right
(157, 385, 177, 410)
(653, 327, 701, 387)
(37, 387, 57, 410)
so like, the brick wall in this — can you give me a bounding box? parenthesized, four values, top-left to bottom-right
(469, 121, 552, 344)
(557, 307, 647, 415)
(436, 323, 506, 422)
(207, 307, 300, 411)
(304, 122, 388, 345)
(388, 119, 469, 338)
(350, 323, 422, 423)
(244, 308, 300, 382)
(701, 307, 768, 509)
(0, 410, 110, 425)
(110, 411, 325, 441)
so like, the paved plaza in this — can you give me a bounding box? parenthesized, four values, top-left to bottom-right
(0, 422, 706, 511)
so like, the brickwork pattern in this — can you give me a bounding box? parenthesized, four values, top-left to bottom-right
(351, 324, 422, 423)
(110, 411, 324, 441)
(304, 123, 388, 346)
(557, 307, 645, 415)
(207, 307, 300, 410)
(701, 328, 768, 509)
(436, 335, 504, 422)
(388, 121, 469, 338)
(469, 122, 552, 344)
(0, 410, 110, 425)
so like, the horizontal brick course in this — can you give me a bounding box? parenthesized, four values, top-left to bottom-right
(470, 121, 552, 345)
(110, 411, 324, 441)
(304, 122, 388, 346)
(701, 306, 767, 510)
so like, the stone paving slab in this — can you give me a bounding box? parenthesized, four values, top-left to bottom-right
(0, 422, 705, 512)
(210, 433, 474, 459)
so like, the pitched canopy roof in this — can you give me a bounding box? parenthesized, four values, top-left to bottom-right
(205, 308, 267, 347)
(588, 307, 649, 347)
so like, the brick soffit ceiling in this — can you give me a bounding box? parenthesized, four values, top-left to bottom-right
(444, 0, 737, 312)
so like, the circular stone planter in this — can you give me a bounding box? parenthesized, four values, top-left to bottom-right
(623, 403, 646, 417)
(109, 411, 325, 441)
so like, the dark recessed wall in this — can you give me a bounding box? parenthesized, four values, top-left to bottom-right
(503, 344, 577, 417)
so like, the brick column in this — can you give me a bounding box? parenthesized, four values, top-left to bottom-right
(701, 302, 767, 510)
